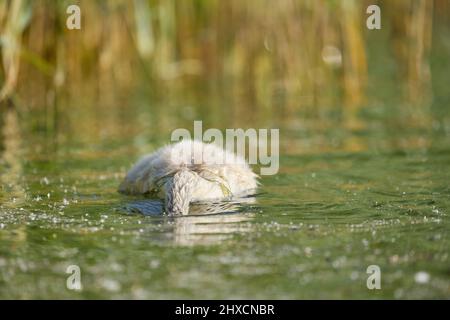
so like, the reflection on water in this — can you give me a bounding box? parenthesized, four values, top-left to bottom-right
(0, 107, 25, 207)
(124, 197, 256, 246)
(171, 212, 254, 246)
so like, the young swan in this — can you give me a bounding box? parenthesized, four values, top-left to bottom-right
(119, 140, 258, 215)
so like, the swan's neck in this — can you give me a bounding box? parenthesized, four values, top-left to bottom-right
(164, 169, 195, 215)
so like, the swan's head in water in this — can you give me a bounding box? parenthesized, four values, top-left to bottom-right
(163, 169, 196, 215)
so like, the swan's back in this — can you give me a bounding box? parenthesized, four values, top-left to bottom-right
(119, 140, 258, 199)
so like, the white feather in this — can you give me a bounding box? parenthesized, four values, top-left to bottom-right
(119, 140, 258, 215)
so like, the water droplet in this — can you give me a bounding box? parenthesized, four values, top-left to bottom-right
(414, 271, 430, 284)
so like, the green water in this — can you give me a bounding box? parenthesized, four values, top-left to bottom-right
(1, 39, 450, 300)
(1, 105, 449, 299)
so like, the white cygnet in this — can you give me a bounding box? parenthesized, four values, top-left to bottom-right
(119, 140, 258, 215)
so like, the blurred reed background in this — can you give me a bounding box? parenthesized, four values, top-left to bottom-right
(0, 0, 449, 152)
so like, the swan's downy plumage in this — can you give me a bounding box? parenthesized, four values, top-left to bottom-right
(119, 140, 258, 215)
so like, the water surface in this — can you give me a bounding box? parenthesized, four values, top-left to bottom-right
(1, 26, 450, 300)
